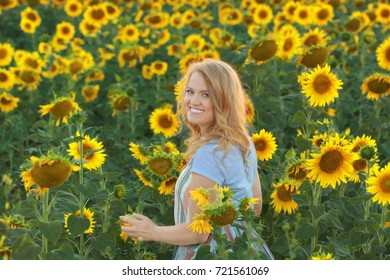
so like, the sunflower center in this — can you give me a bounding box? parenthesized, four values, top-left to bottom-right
(328, 0, 341, 9)
(69, 61, 83, 74)
(313, 75, 331, 94)
(367, 79, 390, 94)
(20, 71, 35, 83)
(61, 26, 71, 35)
(288, 164, 307, 181)
(385, 46, 390, 62)
(277, 186, 293, 201)
(284, 38, 293, 51)
(114, 96, 131, 110)
(25, 58, 39, 69)
(304, 35, 320, 47)
(26, 12, 38, 22)
(148, 157, 173, 176)
(0, 96, 11, 105)
(317, 9, 329, 20)
(0, 49, 7, 59)
(299, 10, 308, 19)
(50, 100, 73, 118)
(91, 9, 104, 20)
(149, 15, 161, 24)
(258, 10, 268, 19)
(352, 159, 367, 172)
(345, 18, 361, 32)
(69, 4, 78, 12)
(158, 115, 173, 129)
(319, 150, 343, 173)
(31, 160, 72, 188)
(381, 9, 390, 18)
(209, 206, 237, 226)
(255, 139, 266, 151)
(106, 6, 116, 15)
(380, 175, 390, 193)
(0, 72, 7, 82)
(82, 142, 94, 159)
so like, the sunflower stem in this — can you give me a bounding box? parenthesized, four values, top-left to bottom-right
(41, 189, 49, 259)
(77, 126, 85, 258)
(378, 206, 387, 260)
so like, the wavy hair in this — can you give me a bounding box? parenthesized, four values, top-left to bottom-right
(178, 59, 251, 162)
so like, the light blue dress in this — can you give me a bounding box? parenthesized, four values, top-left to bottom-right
(173, 139, 274, 260)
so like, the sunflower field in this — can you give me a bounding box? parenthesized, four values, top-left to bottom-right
(0, 0, 389, 261)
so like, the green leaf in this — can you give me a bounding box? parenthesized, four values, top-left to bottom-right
(67, 215, 90, 236)
(79, 182, 98, 199)
(295, 136, 312, 153)
(11, 233, 41, 260)
(46, 243, 74, 260)
(39, 221, 63, 245)
(325, 211, 343, 229)
(310, 204, 325, 221)
(291, 110, 307, 126)
(292, 193, 311, 207)
(0, 220, 10, 236)
(296, 222, 318, 240)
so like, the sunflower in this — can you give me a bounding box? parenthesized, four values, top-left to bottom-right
(306, 140, 357, 189)
(376, 37, 390, 71)
(276, 31, 301, 61)
(188, 213, 213, 234)
(251, 129, 278, 161)
(13, 68, 42, 91)
(67, 132, 107, 170)
(219, 6, 243, 26)
(119, 214, 138, 244)
(209, 27, 234, 48)
(375, 3, 390, 25)
(151, 61, 168, 76)
(312, 132, 328, 148)
(361, 73, 390, 100)
(245, 93, 255, 123)
(85, 69, 104, 84)
(0, 43, 14, 67)
(252, 4, 273, 25)
(21, 155, 74, 195)
(286, 159, 309, 184)
(147, 154, 175, 178)
(134, 168, 153, 187)
(348, 159, 380, 183)
(293, 5, 313, 26)
(142, 65, 153, 80)
(190, 187, 211, 207)
(16, 51, 45, 73)
(79, 18, 101, 38)
(149, 106, 180, 138)
(249, 39, 278, 64)
(0, 0, 18, 11)
(0, 68, 15, 91)
(144, 12, 170, 29)
(238, 197, 260, 212)
(312, 250, 335, 260)
(270, 179, 299, 214)
(116, 24, 140, 43)
(39, 94, 81, 126)
(300, 64, 343, 107)
(109, 92, 131, 116)
(170, 12, 186, 29)
(64, 208, 95, 235)
(366, 163, 390, 206)
(104, 2, 121, 21)
(83, 4, 109, 27)
(185, 34, 206, 52)
(81, 85, 99, 102)
(129, 142, 149, 164)
(0, 92, 19, 113)
(20, 19, 36, 34)
(158, 177, 176, 195)
(298, 46, 328, 68)
(64, 0, 84, 17)
(20, 7, 41, 28)
(118, 47, 145, 68)
(301, 28, 329, 47)
(55, 22, 76, 43)
(313, 4, 334, 26)
(347, 134, 377, 154)
(179, 53, 202, 74)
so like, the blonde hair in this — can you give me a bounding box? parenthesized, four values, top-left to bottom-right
(178, 59, 251, 162)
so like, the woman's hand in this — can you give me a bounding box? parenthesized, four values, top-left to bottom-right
(120, 213, 157, 242)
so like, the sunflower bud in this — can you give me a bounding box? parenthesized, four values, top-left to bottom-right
(359, 146, 376, 160)
(114, 184, 127, 199)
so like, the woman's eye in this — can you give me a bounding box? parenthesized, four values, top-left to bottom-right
(185, 89, 193, 94)
(202, 93, 209, 97)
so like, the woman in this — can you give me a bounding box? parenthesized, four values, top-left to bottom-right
(120, 59, 273, 260)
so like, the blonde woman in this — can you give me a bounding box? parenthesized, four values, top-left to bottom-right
(120, 59, 273, 260)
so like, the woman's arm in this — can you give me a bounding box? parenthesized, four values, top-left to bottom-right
(120, 172, 216, 246)
(252, 172, 263, 215)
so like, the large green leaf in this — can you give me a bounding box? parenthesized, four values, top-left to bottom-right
(39, 221, 63, 245)
(296, 222, 318, 240)
(46, 243, 74, 260)
(11, 233, 41, 260)
(67, 215, 90, 236)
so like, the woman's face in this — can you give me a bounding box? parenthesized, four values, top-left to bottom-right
(184, 71, 215, 135)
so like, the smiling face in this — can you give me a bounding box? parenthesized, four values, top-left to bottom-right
(184, 71, 215, 135)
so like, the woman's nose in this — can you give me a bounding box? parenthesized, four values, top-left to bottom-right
(189, 93, 201, 105)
